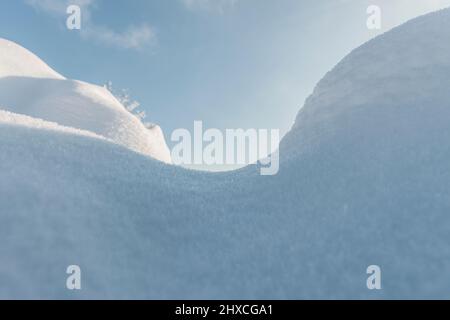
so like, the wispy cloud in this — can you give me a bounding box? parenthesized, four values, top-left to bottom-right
(180, 0, 239, 13)
(25, 0, 156, 50)
(83, 23, 156, 50)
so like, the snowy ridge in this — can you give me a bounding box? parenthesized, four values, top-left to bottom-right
(0, 109, 108, 141)
(0, 38, 172, 163)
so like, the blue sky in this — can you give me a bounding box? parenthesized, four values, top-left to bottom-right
(1, 0, 450, 147)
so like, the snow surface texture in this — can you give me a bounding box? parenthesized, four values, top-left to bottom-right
(0, 39, 172, 163)
(2, 9, 450, 299)
(0, 110, 107, 141)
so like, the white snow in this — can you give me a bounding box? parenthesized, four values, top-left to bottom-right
(2, 8, 450, 299)
(0, 109, 107, 141)
(0, 38, 64, 80)
(0, 38, 172, 163)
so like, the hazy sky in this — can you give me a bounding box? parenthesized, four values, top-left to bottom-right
(1, 0, 450, 147)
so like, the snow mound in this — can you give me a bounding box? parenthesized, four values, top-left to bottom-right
(273, 7, 450, 298)
(0, 38, 172, 163)
(282, 8, 450, 160)
(0, 38, 64, 80)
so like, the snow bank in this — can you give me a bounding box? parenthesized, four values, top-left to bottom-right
(0, 38, 172, 163)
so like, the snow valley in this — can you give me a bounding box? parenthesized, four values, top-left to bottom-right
(170, 121, 280, 175)
(2, 7, 450, 299)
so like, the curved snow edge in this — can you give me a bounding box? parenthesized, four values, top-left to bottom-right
(0, 109, 109, 141)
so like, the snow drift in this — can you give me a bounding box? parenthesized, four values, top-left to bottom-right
(0, 38, 171, 163)
(0, 109, 107, 140)
(2, 8, 450, 299)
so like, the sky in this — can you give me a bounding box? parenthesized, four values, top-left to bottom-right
(1, 0, 450, 164)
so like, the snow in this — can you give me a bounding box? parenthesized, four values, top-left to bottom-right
(2, 8, 450, 299)
(0, 38, 64, 80)
(0, 38, 172, 163)
(0, 109, 107, 141)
